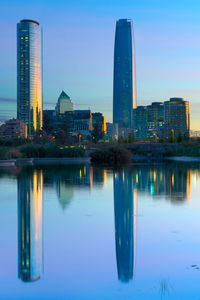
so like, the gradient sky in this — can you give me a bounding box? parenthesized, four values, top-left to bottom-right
(1, 0, 200, 129)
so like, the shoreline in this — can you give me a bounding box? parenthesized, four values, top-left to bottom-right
(0, 156, 200, 167)
(0, 157, 91, 167)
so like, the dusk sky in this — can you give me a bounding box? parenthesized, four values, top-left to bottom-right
(1, 0, 200, 129)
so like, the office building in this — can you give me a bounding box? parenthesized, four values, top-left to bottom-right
(164, 98, 190, 139)
(113, 19, 137, 131)
(92, 112, 107, 135)
(0, 119, 27, 138)
(132, 106, 147, 140)
(73, 110, 92, 138)
(17, 19, 43, 137)
(55, 91, 74, 115)
(147, 102, 164, 139)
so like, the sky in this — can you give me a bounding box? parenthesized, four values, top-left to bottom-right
(1, 0, 200, 129)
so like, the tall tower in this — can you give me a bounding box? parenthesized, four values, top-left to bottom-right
(113, 19, 136, 130)
(17, 19, 43, 137)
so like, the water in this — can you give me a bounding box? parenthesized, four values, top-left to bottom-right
(0, 162, 200, 299)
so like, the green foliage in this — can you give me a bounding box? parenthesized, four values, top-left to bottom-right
(20, 144, 85, 158)
(92, 124, 104, 143)
(0, 147, 11, 160)
(90, 146, 131, 164)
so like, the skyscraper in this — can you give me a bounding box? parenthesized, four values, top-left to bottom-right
(113, 19, 137, 131)
(17, 19, 43, 137)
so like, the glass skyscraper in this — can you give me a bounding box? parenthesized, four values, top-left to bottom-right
(113, 19, 137, 130)
(17, 19, 43, 137)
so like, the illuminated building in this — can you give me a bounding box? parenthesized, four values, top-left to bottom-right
(92, 113, 107, 135)
(147, 102, 164, 139)
(17, 19, 43, 137)
(164, 98, 190, 139)
(113, 19, 137, 133)
(73, 110, 92, 138)
(113, 170, 136, 282)
(0, 119, 27, 138)
(18, 169, 43, 282)
(132, 106, 147, 140)
(55, 91, 74, 115)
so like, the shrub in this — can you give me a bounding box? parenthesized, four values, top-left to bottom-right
(90, 146, 131, 164)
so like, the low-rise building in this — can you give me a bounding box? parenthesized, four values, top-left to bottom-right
(0, 119, 27, 138)
(73, 110, 92, 138)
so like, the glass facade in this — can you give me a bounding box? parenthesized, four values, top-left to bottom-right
(113, 19, 136, 129)
(17, 19, 43, 136)
(164, 98, 190, 139)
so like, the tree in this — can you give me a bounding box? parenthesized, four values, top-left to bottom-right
(33, 130, 48, 144)
(92, 124, 104, 143)
(169, 130, 174, 143)
(55, 129, 66, 145)
(128, 133, 135, 144)
(177, 132, 183, 143)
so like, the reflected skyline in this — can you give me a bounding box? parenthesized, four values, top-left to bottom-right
(18, 169, 43, 282)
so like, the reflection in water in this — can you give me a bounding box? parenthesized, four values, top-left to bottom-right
(114, 170, 137, 283)
(132, 165, 191, 203)
(18, 170, 43, 282)
(11, 163, 194, 284)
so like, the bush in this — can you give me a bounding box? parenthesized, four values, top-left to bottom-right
(0, 147, 11, 160)
(90, 146, 131, 164)
(20, 144, 85, 158)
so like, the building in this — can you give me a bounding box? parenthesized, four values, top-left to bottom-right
(164, 98, 190, 139)
(147, 102, 164, 139)
(132, 106, 147, 140)
(113, 19, 137, 132)
(17, 19, 43, 137)
(0, 119, 27, 138)
(73, 110, 92, 138)
(18, 169, 43, 282)
(55, 91, 74, 115)
(92, 113, 107, 135)
(106, 122, 113, 139)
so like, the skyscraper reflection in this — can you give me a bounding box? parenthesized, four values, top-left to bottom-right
(114, 170, 137, 283)
(18, 169, 43, 282)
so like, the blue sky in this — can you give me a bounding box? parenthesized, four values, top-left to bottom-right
(1, 0, 200, 128)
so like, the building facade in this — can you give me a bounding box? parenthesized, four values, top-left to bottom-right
(92, 113, 107, 135)
(55, 91, 74, 115)
(0, 119, 27, 138)
(113, 19, 137, 131)
(73, 110, 92, 138)
(146, 102, 164, 139)
(132, 106, 147, 140)
(17, 19, 43, 137)
(164, 98, 190, 139)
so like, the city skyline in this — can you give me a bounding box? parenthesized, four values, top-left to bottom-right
(1, 0, 200, 129)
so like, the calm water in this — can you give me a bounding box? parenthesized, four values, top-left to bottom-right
(1, 163, 200, 299)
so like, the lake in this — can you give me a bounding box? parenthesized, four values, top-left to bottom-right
(0, 162, 200, 299)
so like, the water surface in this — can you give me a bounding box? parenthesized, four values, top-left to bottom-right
(0, 163, 200, 299)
